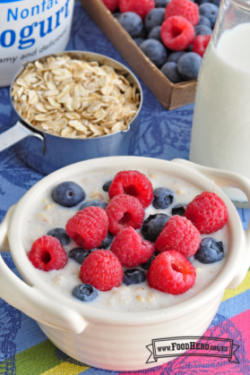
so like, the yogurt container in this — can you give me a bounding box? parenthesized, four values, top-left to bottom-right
(0, 0, 74, 86)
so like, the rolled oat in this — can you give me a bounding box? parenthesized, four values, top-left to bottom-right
(12, 55, 140, 139)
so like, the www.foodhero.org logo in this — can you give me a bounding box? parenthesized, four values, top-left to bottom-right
(0, 0, 71, 50)
(146, 336, 240, 364)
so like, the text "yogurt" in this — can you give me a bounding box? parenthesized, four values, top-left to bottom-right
(0, 0, 74, 86)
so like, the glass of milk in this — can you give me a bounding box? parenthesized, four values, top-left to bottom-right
(189, 0, 250, 203)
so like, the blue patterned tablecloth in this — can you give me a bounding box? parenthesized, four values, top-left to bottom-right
(0, 2, 250, 375)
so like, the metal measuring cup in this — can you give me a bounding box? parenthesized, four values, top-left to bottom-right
(0, 51, 143, 175)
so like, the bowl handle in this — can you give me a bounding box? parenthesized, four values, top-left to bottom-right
(0, 206, 88, 334)
(172, 159, 250, 289)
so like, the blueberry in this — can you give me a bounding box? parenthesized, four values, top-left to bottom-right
(98, 232, 113, 249)
(195, 238, 224, 264)
(72, 284, 98, 302)
(118, 12, 143, 37)
(134, 37, 145, 46)
(52, 181, 86, 207)
(197, 15, 211, 27)
(145, 8, 165, 32)
(210, 0, 220, 7)
(113, 12, 121, 20)
(166, 51, 186, 63)
(155, 0, 171, 7)
(79, 200, 108, 210)
(140, 39, 167, 67)
(102, 180, 113, 192)
(161, 62, 182, 83)
(171, 204, 187, 216)
(196, 0, 220, 6)
(137, 26, 148, 38)
(47, 228, 70, 246)
(141, 213, 170, 242)
(123, 269, 146, 285)
(178, 52, 202, 80)
(69, 247, 90, 264)
(141, 253, 157, 270)
(186, 44, 193, 52)
(195, 25, 212, 35)
(148, 26, 161, 41)
(195, 0, 210, 4)
(152, 188, 174, 209)
(199, 3, 219, 28)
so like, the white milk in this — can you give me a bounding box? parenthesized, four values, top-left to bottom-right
(23, 168, 229, 312)
(0, 0, 74, 86)
(190, 23, 250, 201)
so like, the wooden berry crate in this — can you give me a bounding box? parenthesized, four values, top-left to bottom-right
(79, 0, 197, 110)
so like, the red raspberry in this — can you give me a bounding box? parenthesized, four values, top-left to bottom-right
(28, 236, 67, 272)
(161, 16, 195, 51)
(109, 170, 153, 208)
(192, 35, 211, 57)
(101, 0, 119, 12)
(147, 250, 196, 295)
(184, 192, 229, 234)
(164, 0, 199, 26)
(66, 207, 108, 250)
(119, 0, 155, 20)
(80, 250, 123, 291)
(106, 194, 145, 235)
(155, 215, 201, 258)
(110, 226, 154, 267)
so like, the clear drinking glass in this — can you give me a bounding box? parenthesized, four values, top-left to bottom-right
(189, 0, 250, 203)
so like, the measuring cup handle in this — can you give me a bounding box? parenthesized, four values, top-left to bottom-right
(0, 121, 43, 153)
(172, 159, 250, 288)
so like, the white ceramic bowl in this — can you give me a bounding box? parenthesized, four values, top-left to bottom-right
(0, 157, 250, 371)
